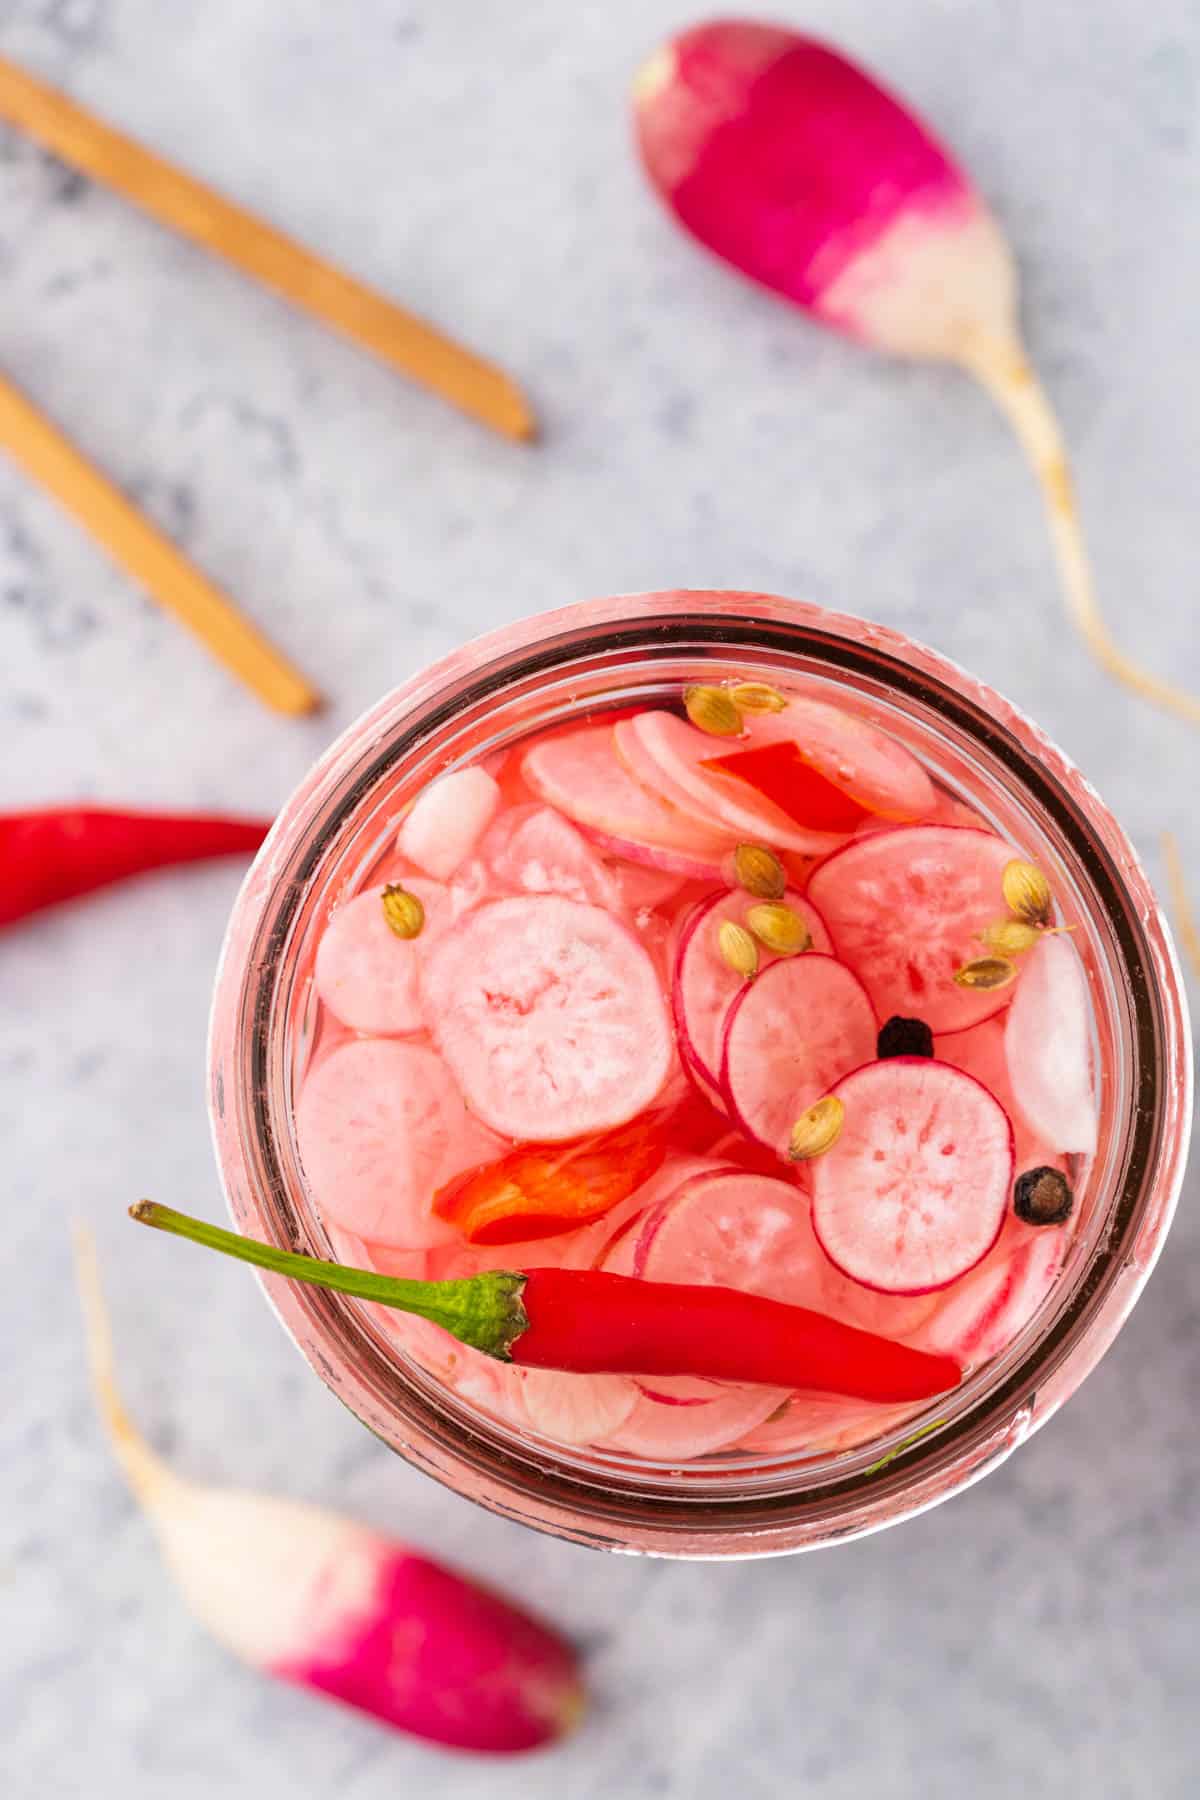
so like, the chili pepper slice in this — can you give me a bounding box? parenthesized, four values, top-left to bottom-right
(701, 741, 870, 833)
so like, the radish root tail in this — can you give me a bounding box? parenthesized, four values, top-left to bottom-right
(964, 344, 1200, 727)
(1161, 832, 1200, 980)
(73, 1222, 176, 1508)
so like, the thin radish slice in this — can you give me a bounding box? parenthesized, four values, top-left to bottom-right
(734, 1392, 905, 1456)
(672, 886, 832, 1086)
(596, 1153, 733, 1276)
(720, 954, 877, 1156)
(313, 877, 446, 1035)
(522, 724, 733, 861)
(618, 711, 840, 854)
(514, 1367, 639, 1446)
(584, 825, 725, 880)
(636, 1170, 826, 1305)
(606, 858, 687, 911)
(1004, 933, 1097, 1154)
(601, 1377, 787, 1459)
(480, 803, 623, 910)
(808, 826, 1017, 1033)
(738, 701, 936, 821)
(936, 1016, 1067, 1177)
(422, 895, 673, 1141)
(396, 766, 501, 880)
(74, 1233, 583, 1754)
(907, 1217, 1066, 1365)
(810, 1058, 1013, 1294)
(296, 1041, 502, 1247)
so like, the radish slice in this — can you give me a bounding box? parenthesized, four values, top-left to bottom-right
(808, 826, 1016, 1033)
(734, 1392, 909, 1456)
(601, 1376, 787, 1459)
(810, 1058, 1013, 1293)
(720, 954, 877, 1156)
(74, 1232, 583, 1754)
(584, 825, 725, 880)
(480, 803, 623, 910)
(514, 1367, 638, 1446)
(605, 858, 687, 910)
(296, 1041, 501, 1247)
(396, 766, 501, 881)
(617, 711, 841, 853)
(313, 877, 446, 1035)
(907, 1216, 1066, 1365)
(421, 895, 673, 1141)
(634, 22, 1200, 728)
(522, 724, 732, 862)
(672, 886, 832, 1086)
(1004, 934, 1097, 1154)
(935, 1016, 1068, 1177)
(637, 1170, 828, 1308)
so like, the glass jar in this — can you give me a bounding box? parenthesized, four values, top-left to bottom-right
(208, 590, 1191, 1557)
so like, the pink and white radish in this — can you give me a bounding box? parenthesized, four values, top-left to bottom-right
(808, 825, 1017, 1034)
(514, 1366, 639, 1446)
(75, 1231, 583, 1755)
(810, 1057, 1013, 1293)
(632, 1167, 827, 1306)
(313, 877, 446, 1035)
(634, 19, 1200, 725)
(935, 1014, 1069, 1177)
(720, 953, 877, 1156)
(295, 1040, 501, 1247)
(396, 766, 501, 880)
(421, 894, 674, 1141)
(479, 802, 623, 911)
(522, 723, 731, 869)
(1004, 932, 1098, 1154)
(905, 1213, 1067, 1365)
(672, 885, 831, 1088)
(601, 1374, 787, 1460)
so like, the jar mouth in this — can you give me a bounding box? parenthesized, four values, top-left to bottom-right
(209, 591, 1191, 1556)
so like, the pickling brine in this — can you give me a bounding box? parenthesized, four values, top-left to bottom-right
(291, 676, 1097, 1462)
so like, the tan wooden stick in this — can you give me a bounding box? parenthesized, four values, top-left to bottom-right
(0, 371, 320, 714)
(0, 55, 535, 441)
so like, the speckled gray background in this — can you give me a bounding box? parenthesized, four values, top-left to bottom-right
(2, 2, 1197, 1795)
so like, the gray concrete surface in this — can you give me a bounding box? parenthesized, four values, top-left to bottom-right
(2, 2, 1196, 1795)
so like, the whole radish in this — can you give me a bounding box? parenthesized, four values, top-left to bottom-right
(634, 19, 1199, 725)
(75, 1230, 584, 1756)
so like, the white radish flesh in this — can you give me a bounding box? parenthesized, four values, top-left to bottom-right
(522, 723, 732, 864)
(1004, 932, 1098, 1154)
(313, 878, 444, 1035)
(396, 766, 501, 880)
(421, 895, 674, 1141)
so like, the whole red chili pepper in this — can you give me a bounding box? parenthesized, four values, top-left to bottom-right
(130, 1203, 962, 1405)
(0, 807, 271, 926)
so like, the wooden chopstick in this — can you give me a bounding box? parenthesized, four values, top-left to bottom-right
(0, 55, 535, 442)
(0, 371, 320, 715)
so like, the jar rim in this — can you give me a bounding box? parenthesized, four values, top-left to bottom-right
(208, 591, 1192, 1556)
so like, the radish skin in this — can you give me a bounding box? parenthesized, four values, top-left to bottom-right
(74, 1229, 583, 1755)
(635, 20, 1200, 725)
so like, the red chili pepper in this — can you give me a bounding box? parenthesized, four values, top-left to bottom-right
(0, 807, 271, 926)
(130, 1203, 962, 1405)
(701, 741, 870, 833)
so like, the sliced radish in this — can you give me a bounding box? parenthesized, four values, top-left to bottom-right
(583, 826, 725, 880)
(601, 1377, 787, 1459)
(617, 711, 840, 854)
(480, 803, 623, 910)
(907, 1215, 1066, 1365)
(295, 1041, 502, 1247)
(672, 886, 832, 1086)
(313, 877, 447, 1035)
(522, 724, 732, 862)
(605, 858, 687, 911)
(1004, 933, 1097, 1154)
(740, 699, 936, 820)
(421, 895, 673, 1141)
(396, 766, 501, 880)
(634, 1168, 828, 1304)
(935, 1016, 1067, 1177)
(720, 954, 877, 1156)
(734, 1392, 902, 1456)
(808, 825, 1017, 1032)
(810, 1058, 1013, 1293)
(515, 1367, 638, 1446)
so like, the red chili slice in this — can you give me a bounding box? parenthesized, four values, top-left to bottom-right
(433, 1112, 675, 1244)
(701, 741, 871, 833)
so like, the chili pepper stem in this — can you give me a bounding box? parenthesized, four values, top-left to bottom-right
(127, 1202, 529, 1359)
